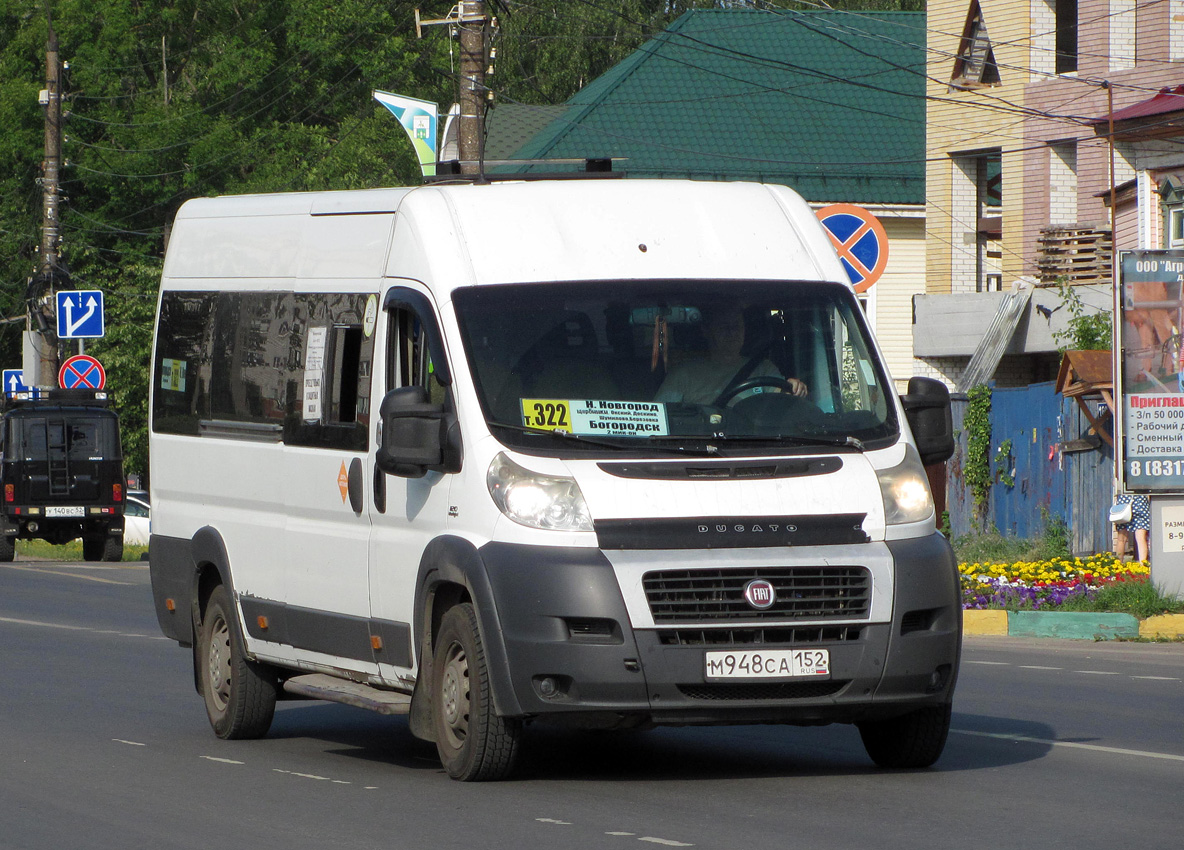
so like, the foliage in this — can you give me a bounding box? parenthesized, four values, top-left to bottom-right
(0, 0, 451, 479)
(1056, 576, 1184, 619)
(993, 437, 1014, 488)
(959, 548, 1184, 617)
(17, 538, 148, 562)
(963, 384, 992, 527)
(1051, 279, 1112, 352)
(954, 521, 1070, 566)
(958, 552, 1155, 611)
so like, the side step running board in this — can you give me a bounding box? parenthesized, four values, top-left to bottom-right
(282, 673, 412, 716)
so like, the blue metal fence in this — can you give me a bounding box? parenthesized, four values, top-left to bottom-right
(946, 381, 1112, 555)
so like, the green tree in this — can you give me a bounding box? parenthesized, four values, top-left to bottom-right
(0, 0, 452, 478)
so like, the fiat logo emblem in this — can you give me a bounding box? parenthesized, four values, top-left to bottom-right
(743, 579, 776, 610)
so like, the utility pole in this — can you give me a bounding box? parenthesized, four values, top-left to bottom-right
(416, 2, 495, 174)
(28, 16, 64, 388)
(457, 0, 486, 174)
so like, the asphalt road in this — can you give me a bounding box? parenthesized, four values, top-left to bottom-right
(2, 561, 1181, 850)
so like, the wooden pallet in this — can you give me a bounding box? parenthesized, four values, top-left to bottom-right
(1036, 225, 1113, 285)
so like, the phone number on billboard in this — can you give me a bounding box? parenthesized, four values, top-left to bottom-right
(1128, 460, 1184, 477)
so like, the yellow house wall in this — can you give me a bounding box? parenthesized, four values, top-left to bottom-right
(869, 215, 927, 392)
(927, 0, 1033, 294)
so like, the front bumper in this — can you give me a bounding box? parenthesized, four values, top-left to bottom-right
(479, 533, 960, 726)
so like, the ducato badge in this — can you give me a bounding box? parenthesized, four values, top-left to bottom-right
(743, 579, 776, 610)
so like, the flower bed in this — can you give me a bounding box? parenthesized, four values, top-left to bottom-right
(960, 553, 1150, 610)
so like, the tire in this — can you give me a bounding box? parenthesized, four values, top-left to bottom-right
(858, 703, 952, 769)
(0, 535, 14, 562)
(198, 585, 277, 740)
(100, 535, 123, 562)
(432, 603, 521, 781)
(81, 536, 103, 562)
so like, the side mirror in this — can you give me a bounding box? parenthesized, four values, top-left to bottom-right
(375, 386, 462, 479)
(900, 377, 954, 465)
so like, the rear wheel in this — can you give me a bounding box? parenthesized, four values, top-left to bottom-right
(432, 603, 521, 781)
(0, 535, 14, 562)
(82, 536, 103, 562)
(858, 703, 952, 769)
(198, 584, 277, 739)
(100, 535, 123, 562)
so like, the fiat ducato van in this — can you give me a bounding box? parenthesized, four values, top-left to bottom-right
(149, 178, 959, 781)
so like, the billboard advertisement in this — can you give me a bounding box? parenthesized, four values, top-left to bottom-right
(1118, 250, 1184, 493)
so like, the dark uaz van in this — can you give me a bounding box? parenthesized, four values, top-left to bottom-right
(0, 390, 126, 561)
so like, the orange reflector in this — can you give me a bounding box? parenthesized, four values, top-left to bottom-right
(257, 615, 269, 630)
(370, 635, 383, 651)
(164, 598, 176, 612)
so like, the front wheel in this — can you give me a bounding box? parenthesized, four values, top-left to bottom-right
(432, 603, 521, 781)
(198, 585, 277, 739)
(858, 703, 952, 769)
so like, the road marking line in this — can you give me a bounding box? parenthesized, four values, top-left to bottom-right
(0, 616, 170, 640)
(273, 769, 332, 781)
(965, 660, 1009, 665)
(113, 739, 145, 746)
(607, 832, 636, 837)
(201, 756, 244, 765)
(1131, 676, 1181, 681)
(0, 564, 133, 585)
(954, 730, 1184, 762)
(537, 818, 572, 825)
(0, 616, 88, 631)
(1018, 665, 1061, 670)
(639, 838, 694, 847)
(1074, 670, 1120, 675)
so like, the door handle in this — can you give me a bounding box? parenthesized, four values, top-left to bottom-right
(348, 457, 364, 514)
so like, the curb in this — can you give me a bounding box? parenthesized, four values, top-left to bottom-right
(964, 610, 1184, 640)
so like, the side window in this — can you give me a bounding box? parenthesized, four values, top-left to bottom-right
(388, 307, 446, 405)
(152, 291, 217, 435)
(286, 293, 375, 451)
(152, 288, 375, 449)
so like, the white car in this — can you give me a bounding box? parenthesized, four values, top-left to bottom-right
(124, 494, 151, 547)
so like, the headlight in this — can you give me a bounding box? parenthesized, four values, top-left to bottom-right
(487, 453, 594, 532)
(877, 444, 934, 525)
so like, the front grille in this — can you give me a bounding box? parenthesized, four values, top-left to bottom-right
(643, 566, 871, 622)
(677, 681, 846, 701)
(657, 626, 863, 646)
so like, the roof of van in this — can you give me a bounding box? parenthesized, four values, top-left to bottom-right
(164, 179, 847, 287)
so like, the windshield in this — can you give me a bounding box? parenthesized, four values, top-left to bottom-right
(453, 280, 897, 454)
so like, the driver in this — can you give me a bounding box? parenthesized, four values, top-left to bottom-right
(654, 304, 807, 405)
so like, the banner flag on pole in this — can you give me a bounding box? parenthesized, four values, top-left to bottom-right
(373, 90, 439, 177)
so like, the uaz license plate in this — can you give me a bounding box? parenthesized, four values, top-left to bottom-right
(45, 506, 85, 518)
(705, 648, 830, 680)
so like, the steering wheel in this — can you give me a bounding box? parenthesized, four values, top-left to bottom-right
(713, 376, 802, 408)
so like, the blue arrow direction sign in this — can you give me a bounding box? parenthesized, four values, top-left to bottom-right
(3, 369, 28, 395)
(56, 290, 106, 339)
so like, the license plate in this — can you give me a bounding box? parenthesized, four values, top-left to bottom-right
(705, 648, 830, 680)
(45, 506, 85, 518)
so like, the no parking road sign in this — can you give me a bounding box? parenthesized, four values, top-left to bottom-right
(59, 354, 106, 390)
(816, 204, 889, 293)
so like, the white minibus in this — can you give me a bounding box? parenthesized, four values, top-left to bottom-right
(149, 178, 959, 780)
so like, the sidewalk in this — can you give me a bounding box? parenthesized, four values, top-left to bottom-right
(964, 610, 1184, 640)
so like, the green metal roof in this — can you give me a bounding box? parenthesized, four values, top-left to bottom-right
(501, 9, 925, 205)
